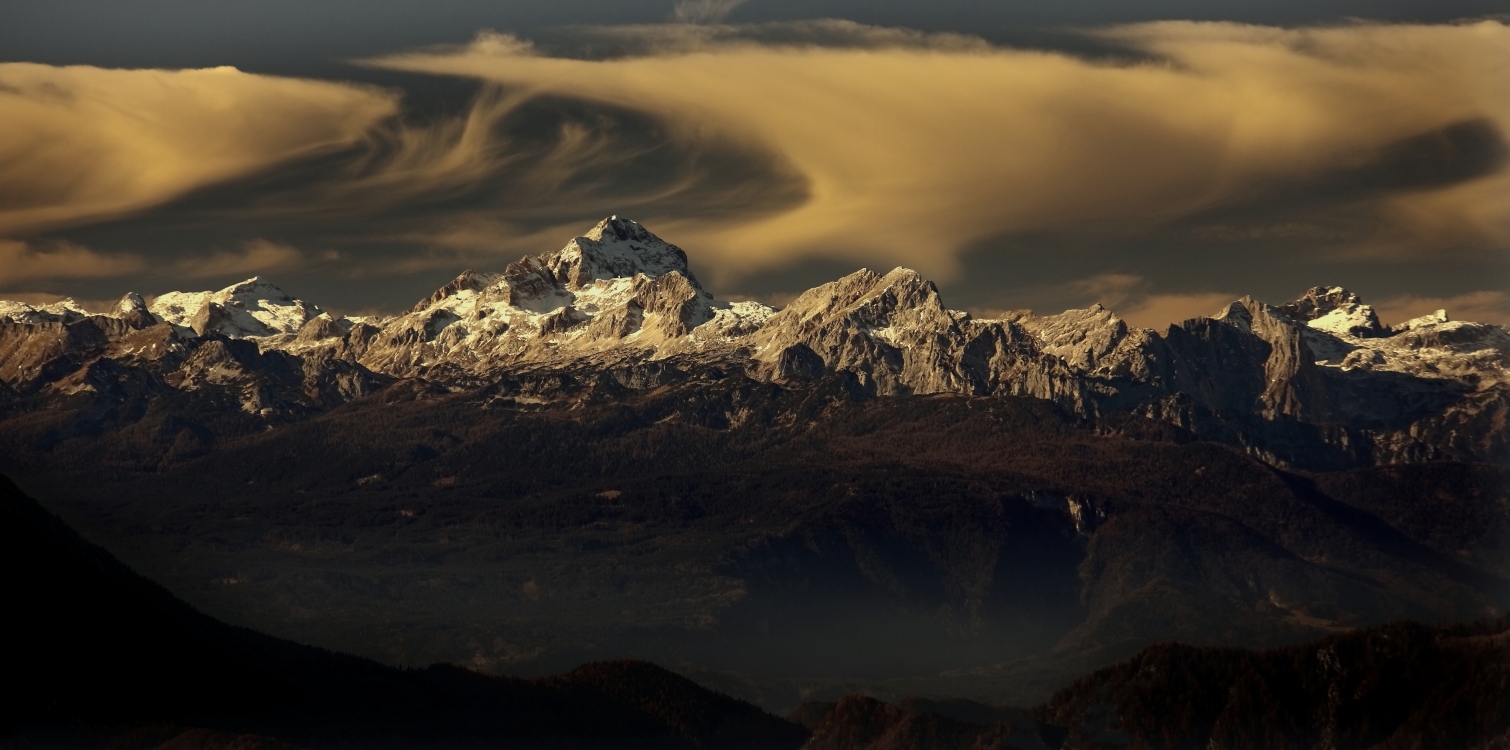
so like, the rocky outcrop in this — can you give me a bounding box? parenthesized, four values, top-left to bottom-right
(1007, 304, 1128, 373)
(152, 277, 322, 338)
(746, 268, 1088, 408)
(0, 298, 90, 325)
(113, 292, 157, 329)
(1278, 285, 1387, 338)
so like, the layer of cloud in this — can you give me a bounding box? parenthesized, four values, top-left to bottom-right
(672, 0, 745, 25)
(1374, 290, 1510, 327)
(0, 292, 124, 312)
(0, 235, 332, 299)
(1061, 273, 1238, 328)
(366, 20, 1510, 285)
(0, 63, 399, 237)
(0, 239, 146, 286)
(171, 239, 315, 280)
(1117, 293, 1246, 329)
(540, 19, 992, 57)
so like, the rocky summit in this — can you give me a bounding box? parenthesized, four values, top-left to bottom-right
(1, 216, 1506, 469)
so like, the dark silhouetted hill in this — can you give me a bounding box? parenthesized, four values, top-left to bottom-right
(801, 617, 1509, 749)
(1040, 618, 1510, 750)
(0, 474, 807, 748)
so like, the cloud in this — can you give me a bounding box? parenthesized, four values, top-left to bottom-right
(171, 239, 312, 280)
(1118, 293, 1245, 329)
(0, 63, 399, 237)
(0, 236, 325, 297)
(231, 67, 807, 263)
(0, 239, 146, 286)
(1374, 290, 1510, 327)
(1065, 273, 1144, 311)
(549, 19, 991, 56)
(364, 20, 1510, 285)
(0, 291, 123, 312)
(672, 0, 745, 25)
(1062, 273, 1238, 328)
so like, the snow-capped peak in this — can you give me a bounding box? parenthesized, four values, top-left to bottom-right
(1213, 298, 1256, 332)
(0, 297, 89, 325)
(1279, 286, 1385, 338)
(406, 269, 504, 314)
(549, 216, 699, 290)
(1399, 309, 1450, 331)
(115, 292, 149, 317)
(149, 277, 321, 338)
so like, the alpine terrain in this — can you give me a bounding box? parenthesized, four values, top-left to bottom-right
(1, 217, 1506, 717)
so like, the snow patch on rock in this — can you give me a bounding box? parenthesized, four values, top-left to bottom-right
(0, 298, 90, 325)
(150, 278, 322, 338)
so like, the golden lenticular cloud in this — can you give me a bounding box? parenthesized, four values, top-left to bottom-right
(0, 63, 399, 236)
(368, 20, 1510, 281)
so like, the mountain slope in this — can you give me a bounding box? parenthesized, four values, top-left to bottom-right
(4, 376, 1504, 710)
(1040, 617, 1510, 750)
(0, 474, 806, 748)
(798, 617, 1510, 750)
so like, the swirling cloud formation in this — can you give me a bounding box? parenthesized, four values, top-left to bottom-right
(0, 63, 398, 237)
(366, 21, 1509, 284)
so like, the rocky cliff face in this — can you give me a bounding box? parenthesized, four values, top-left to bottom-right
(1, 217, 1506, 468)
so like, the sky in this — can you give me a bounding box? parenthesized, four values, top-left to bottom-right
(2, 1, 1508, 327)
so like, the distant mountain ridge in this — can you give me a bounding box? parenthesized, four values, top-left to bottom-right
(1, 216, 1506, 468)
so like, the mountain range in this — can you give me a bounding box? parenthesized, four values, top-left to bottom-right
(2, 216, 1506, 469)
(1, 217, 1506, 721)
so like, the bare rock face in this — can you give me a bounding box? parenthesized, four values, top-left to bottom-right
(747, 268, 1086, 408)
(0, 316, 134, 396)
(112, 292, 157, 329)
(750, 267, 961, 395)
(166, 337, 390, 418)
(0, 282, 384, 424)
(1005, 286, 1508, 465)
(1279, 286, 1387, 338)
(549, 215, 699, 288)
(1, 217, 1506, 468)
(1007, 304, 1128, 372)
